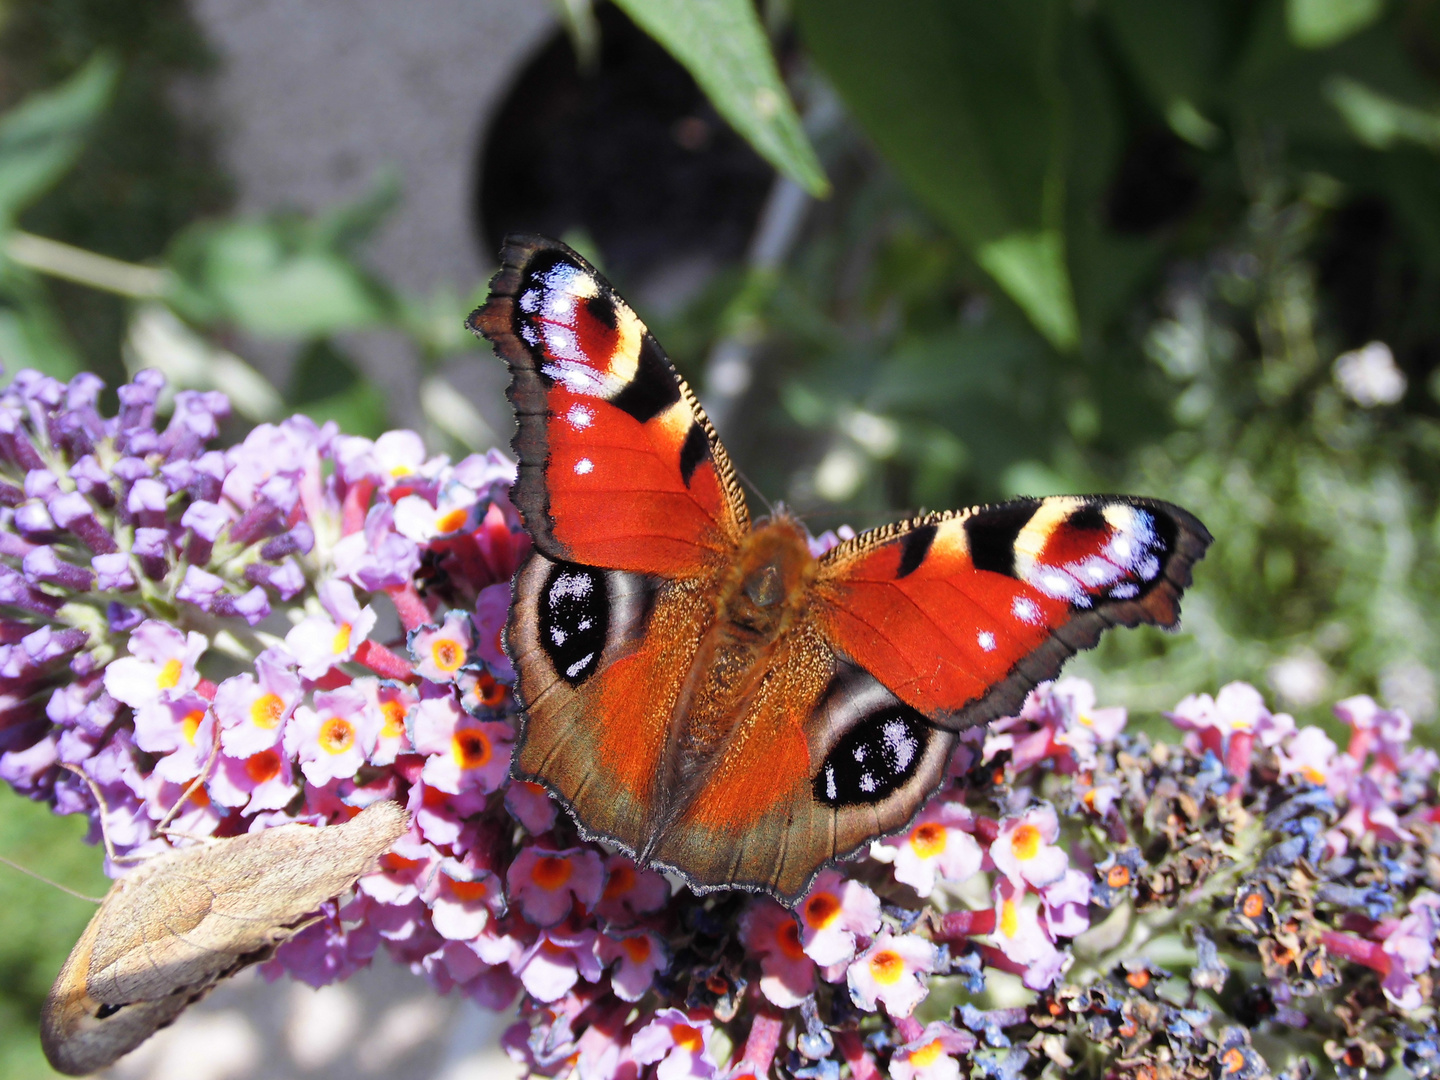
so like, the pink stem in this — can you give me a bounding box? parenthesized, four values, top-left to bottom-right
(312, 667, 353, 690)
(341, 479, 375, 537)
(836, 1031, 880, 1080)
(1322, 930, 1391, 974)
(977, 944, 1029, 978)
(731, 1009, 783, 1078)
(1347, 729, 1374, 762)
(936, 908, 997, 940)
(1225, 731, 1254, 781)
(354, 639, 414, 681)
(893, 1016, 924, 1042)
(385, 582, 433, 632)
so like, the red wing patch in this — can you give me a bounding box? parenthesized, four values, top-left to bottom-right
(814, 496, 1212, 729)
(469, 237, 746, 578)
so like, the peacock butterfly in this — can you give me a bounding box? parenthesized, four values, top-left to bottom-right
(468, 236, 1211, 905)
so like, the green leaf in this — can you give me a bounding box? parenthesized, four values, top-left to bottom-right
(0, 55, 118, 227)
(1287, 0, 1385, 49)
(1324, 75, 1440, 150)
(795, 0, 1080, 350)
(611, 0, 828, 196)
(0, 260, 83, 380)
(976, 230, 1078, 352)
(166, 188, 396, 338)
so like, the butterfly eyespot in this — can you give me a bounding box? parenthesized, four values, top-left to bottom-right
(539, 562, 610, 686)
(813, 706, 933, 807)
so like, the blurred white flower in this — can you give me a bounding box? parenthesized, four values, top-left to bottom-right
(1333, 341, 1406, 407)
(1381, 659, 1437, 723)
(1267, 651, 1330, 707)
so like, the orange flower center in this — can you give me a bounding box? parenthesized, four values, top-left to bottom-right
(245, 750, 282, 783)
(868, 949, 905, 985)
(602, 862, 635, 901)
(380, 698, 407, 738)
(909, 1039, 946, 1068)
(431, 639, 464, 672)
(182, 709, 206, 745)
(331, 622, 353, 655)
(804, 892, 841, 929)
(1302, 765, 1326, 785)
(157, 658, 183, 690)
(1126, 969, 1151, 990)
(532, 855, 573, 891)
(319, 716, 356, 754)
(670, 1024, 703, 1054)
(436, 507, 469, 533)
(1221, 1048, 1245, 1074)
(777, 919, 806, 961)
(1106, 865, 1132, 888)
(1010, 823, 1041, 860)
(449, 878, 490, 902)
(477, 671, 507, 708)
(621, 936, 652, 963)
(1000, 897, 1020, 938)
(251, 692, 284, 729)
(909, 822, 947, 858)
(1241, 891, 1266, 919)
(452, 728, 492, 768)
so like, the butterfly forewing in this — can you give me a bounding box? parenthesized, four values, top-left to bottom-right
(470, 236, 748, 577)
(815, 495, 1213, 729)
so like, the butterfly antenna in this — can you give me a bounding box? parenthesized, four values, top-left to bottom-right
(155, 733, 223, 837)
(731, 463, 775, 519)
(60, 763, 120, 866)
(0, 855, 102, 904)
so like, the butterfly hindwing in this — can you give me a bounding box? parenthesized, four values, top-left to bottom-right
(507, 551, 706, 856)
(470, 236, 747, 577)
(814, 495, 1213, 729)
(653, 641, 957, 901)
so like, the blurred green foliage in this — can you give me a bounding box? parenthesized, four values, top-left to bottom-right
(0, 787, 108, 1080)
(1, 0, 1440, 1071)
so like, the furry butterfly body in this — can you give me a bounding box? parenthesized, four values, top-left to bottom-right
(41, 800, 409, 1076)
(471, 236, 1211, 904)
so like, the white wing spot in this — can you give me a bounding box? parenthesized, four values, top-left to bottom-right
(574, 457, 594, 476)
(549, 626, 567, 646)
(1012, 597, 1041, 624)
(977, 631, 997, 652)
(549, 571, 593, 605)
(1110, 583, 1139, 599)
(565, 653, 594, 679)
(883, 719, 918, 771)
(566, 404, 594, 430)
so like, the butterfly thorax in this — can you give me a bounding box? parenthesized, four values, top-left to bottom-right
(645, 519, 818, 838)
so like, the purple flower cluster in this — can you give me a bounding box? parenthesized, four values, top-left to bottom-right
(5, 367, 1440, 1078)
